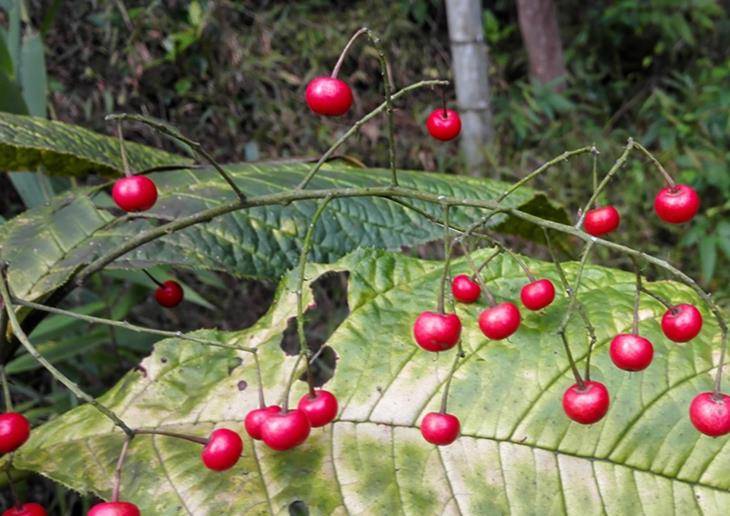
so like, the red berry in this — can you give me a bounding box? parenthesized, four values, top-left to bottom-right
(297, 389, 338, 427)
(305, 77, 353, 116)
(562, 380, 610, 425)
(478, 302, 521, 340)
(520, 279, 556, 311)
(413, 311, 462, 352)
(87, 502, 140, 516)
(661, 304, 703, 342)
(609, 333, 654, 371)
(583, 205, 620, 236)
(154, 280, 184, 308)
(654, 184, 700, 224)
(451, 274, 481, 303)
(201, 428, 243, 471)
(420, 412, 460, 445)
(689, 392, 730, 437)
(0, 412, 30, 453)
(111, 176, 158, 212)
(244, 405, 281, 440)
(426, 109, 461, 141)
(260, 409, 311, 451)
(3, 503, 47, 516)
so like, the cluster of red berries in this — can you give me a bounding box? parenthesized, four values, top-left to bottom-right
(412, 274, 557, 445)
(583, 183, 700, 237)
(305, 76, 462, 141)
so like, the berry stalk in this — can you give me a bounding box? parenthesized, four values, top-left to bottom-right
(295, 196, 334, 396)
(107, 113, 247, 201)
(437, 203, 452, 314)
(439, 342, 464, 413)
(543, 228, 596, 380)
(111, 436, 132, 503)
(331, 27, 368, 78)
(10, 297, 255, 353)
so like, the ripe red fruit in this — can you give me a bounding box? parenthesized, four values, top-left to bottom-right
(413, 311, 462, 352)
(420, 412, 460, 446)
(2, 503, 47, 516)
(87, 502, 140, 516)
(562, 380, 610, 425)
(520, 279, 556, 311)
(689, 392, 730, 437)
(260, 409, 311, 451)
(451, 274, 481, 303)
(426, 109, 461, 141)
(478, 302, 521, 340)
(111, 175, 158, 212)
(298, 389, 338, 427)
(305, 77, 353, 116)
(609, 333, 654, 371)
(661, 304, 703, 342)
(154, 280, 184, 308)
(654, 184, 700, 224)
(200, 428, 243, 471)
(583, 205, 620, 236)
(244, 405, 281, 440)
(0, 412, 30, 453)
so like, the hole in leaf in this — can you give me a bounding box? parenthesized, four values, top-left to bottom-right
(279, 272, 349, 387)
(237, 380, 247, 391)
(288, 500, 309, 516)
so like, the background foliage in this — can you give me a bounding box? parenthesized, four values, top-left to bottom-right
(0, 0, 728, 513)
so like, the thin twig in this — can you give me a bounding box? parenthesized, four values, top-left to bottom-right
(437, 203, 452, 313)
(439, 342, 463, 413)
(0, 267, 134, 437)
(11, 297, 254, 353)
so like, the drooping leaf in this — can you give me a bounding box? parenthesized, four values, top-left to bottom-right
(12, 249, 730, 514)
(0, 112, 191, 177)
(0, 163, 568, 301)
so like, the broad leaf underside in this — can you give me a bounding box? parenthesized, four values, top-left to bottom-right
(0, 161, 567, 301)
(12, 249, 730, 515)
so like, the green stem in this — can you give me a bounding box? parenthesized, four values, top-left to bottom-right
(437, 203, 452, 313)
(557, 242, 595, 335)
(331, 27, 368, 78)
(630, 256, 642, 334)
(591, 145, 599, 205)
(142, 269, 163, 287)
(295, 197, 333, 397)
(497, 147, 593, 203)
(560, 332, 585, 388)
(281, 354, 304, 411)
(296, 79, 448, 189)
(253, 351, 266, 408)
(11, 297, 254, 353)
(0, 268, 134, 437)
(111, 435, 132, 503)
(460, 241, 497, 306)
(0, 366, 12, 412)
(638, 286, 673, 309)
(633, 141, 676, 188)
(439, 342, 463, 413)
(107, 113, 246, 201)
(576, 138, 634, 228)
(133, 429, 207, 445)
(365, 29, 399, 186)
(116, 122, 132, 177)
(542, 229, 596, 380)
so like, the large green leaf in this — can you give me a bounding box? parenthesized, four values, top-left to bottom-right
(12, 249, 729, 514)
(0, 112, 190, 177)
(0, 162, 567, 301)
